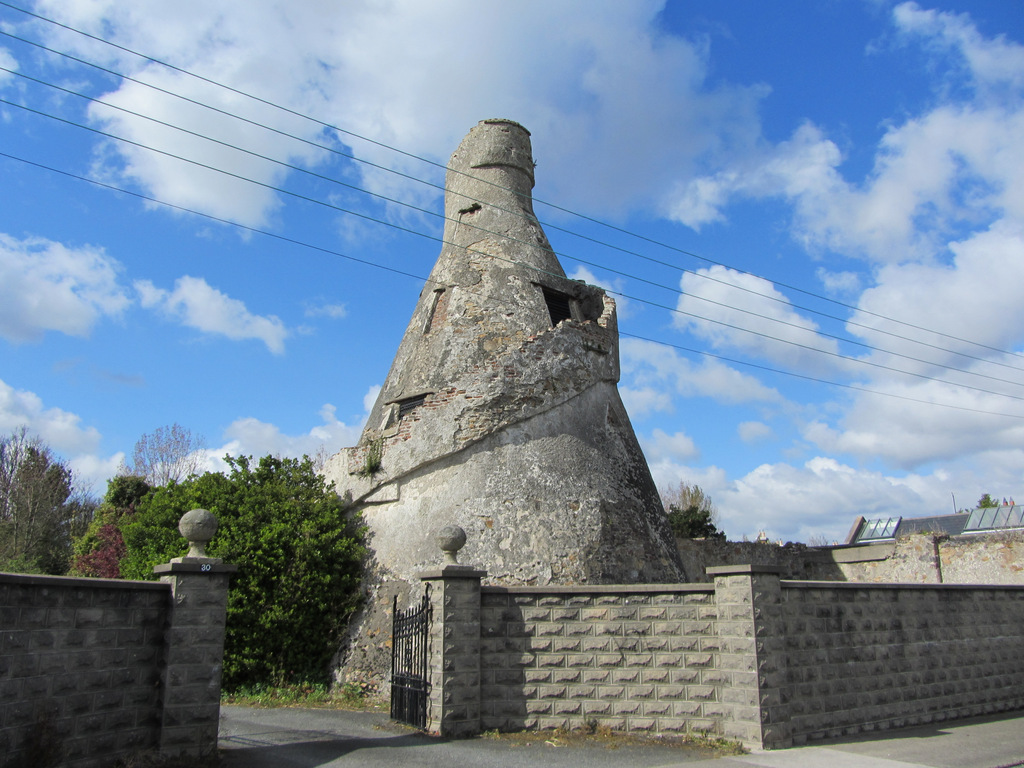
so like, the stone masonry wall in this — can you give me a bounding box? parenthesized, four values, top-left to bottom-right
(424, 566, 1024, 749)
(679, 532, 1024, 585)
(0, 573, 169, 767)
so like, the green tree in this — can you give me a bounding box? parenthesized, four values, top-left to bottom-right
(71, 475, 151, 578)
(977, 493, 999, 508)
(120, 454, 365, 690)
(661, 481, 725, 539)
(0, 428, 94, 574)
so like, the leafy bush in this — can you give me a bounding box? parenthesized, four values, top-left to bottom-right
(71, 475, 150, 578)
(667, 504, 725, 539)
(120, 454, 365, 690)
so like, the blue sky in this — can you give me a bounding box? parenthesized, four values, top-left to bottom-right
(2, 1, 1023, 544)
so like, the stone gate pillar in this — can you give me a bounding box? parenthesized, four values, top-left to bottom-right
(709, 564, 791, 749)
(417, 526, 485, 737)
(153, 509, 237, 760)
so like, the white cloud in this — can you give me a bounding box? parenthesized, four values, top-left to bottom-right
(0, 234, 130, 342)
(664, 6, 1024, 266)
(136, 275, 288, 353)
(34, 0, 337, 228)
(804, 376, 1024, 470)
(649, 451, 1022, 544)
(362, 385, 381, 414)
(0, 47, 16, 88)
(852, 222, 1024, 370)
(892, 2, 1024, 93)
(802, 223, 1024, 470)
(86, 73, 322, 228)
(0, 378, 101, 455)
(675, 265, 845, 373)
(641, 428, 699, 463)
(29, 0, 768, 226)
(304, 301, 347, 320)
(621, 338, 782, 417)
(738, 421, 773, 443)
(206, 401, 367, 473)
(0, 377, 124, 492)
(665, 122, 843, 232)
(719, 457, 939, 543)
(68, 452, 125, 496)
(816, 268, 861, 297)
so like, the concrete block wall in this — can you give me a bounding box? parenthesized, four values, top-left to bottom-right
(476, 583, 720, 735)
(423, 565, 1024, 749)
(1, 553, 234, 767)
(780, 581, 1024, 743)
(0, 573, 168, 767)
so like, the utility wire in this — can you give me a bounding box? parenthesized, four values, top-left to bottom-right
(8, 24, 1017, 381)
(5, 147, 1023, 423)
(7, 92, 1024, 404)
(2, 0, 1023, 368)
(7, 64, 1023, 396)
(619, 331, 1024, 421)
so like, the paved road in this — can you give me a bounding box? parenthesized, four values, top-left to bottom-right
(219, 705, 1024, 768)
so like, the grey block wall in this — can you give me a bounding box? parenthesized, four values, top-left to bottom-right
(0, 574, 168, 767)
(477, 583, 720, 735)
(781, 581, 1024, 743)
(423, 565, 1024, 749)
(0, 559, 234, 768)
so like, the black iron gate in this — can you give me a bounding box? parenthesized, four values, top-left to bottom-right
(390, 586, 431, 728)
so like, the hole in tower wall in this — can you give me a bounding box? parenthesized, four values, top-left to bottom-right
(424, 288, 447, 334)
(541, 287, 574, 326)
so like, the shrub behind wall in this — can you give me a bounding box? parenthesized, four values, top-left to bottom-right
(120, 454, 365, 689)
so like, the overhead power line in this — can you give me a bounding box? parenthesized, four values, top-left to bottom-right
(2, 0, 1023, 371)
(7, 91, 1024, 405)
(5, 147, 1023, 423)
(5, 63, 1024, 397)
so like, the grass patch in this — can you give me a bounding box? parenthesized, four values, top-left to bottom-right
(481, 725, 745, 755)
(221, 681, 384, 711)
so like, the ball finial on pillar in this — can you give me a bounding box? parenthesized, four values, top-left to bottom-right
(437, 525, 467, 564)
(178, 508, 219, 560)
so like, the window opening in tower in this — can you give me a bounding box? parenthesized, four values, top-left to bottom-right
(542, 287, 573, 326)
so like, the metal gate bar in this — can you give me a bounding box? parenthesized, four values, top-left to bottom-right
(390, 586, 430, 728)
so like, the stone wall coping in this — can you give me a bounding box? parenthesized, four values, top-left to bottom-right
(706, 564, 785, 576)
(822, 542, 895, 563)
(0, 570, 170, 591)
(418, 566, 488, 580)
(153, 561, 239, 575)
(480, 582, 714, 595)
(781, 579, 1024, 591)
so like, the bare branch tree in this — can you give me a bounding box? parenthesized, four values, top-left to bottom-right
(310, 443, 330, 473)
(122, 424, 207, 487)
(659, 481, 718, 521)
(0, 427, 88, 573)
(658, 480, 724, 539)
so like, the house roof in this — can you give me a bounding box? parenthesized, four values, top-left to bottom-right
(846, 504, 1024, 545)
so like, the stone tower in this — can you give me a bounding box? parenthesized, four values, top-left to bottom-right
(323, 119, 684, 683)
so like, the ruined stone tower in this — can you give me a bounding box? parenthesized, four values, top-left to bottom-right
(323, 119, 684, 682)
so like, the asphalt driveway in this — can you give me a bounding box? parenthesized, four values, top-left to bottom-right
(219, 705, 1024, 768)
